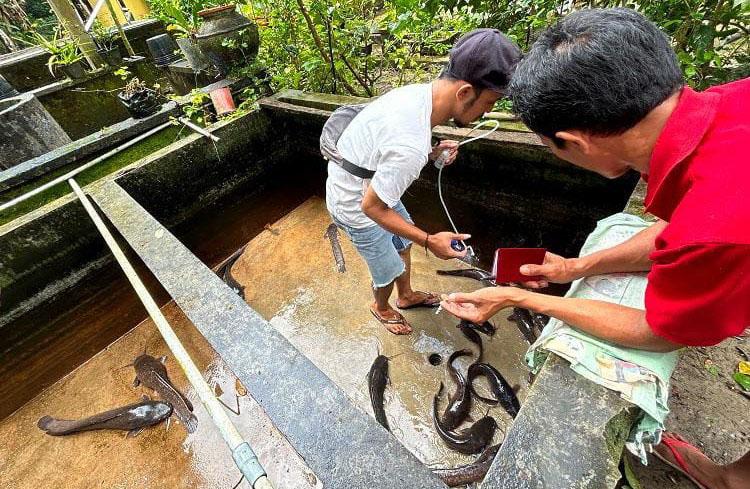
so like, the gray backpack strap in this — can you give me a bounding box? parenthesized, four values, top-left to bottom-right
(320, 103, 369, 164)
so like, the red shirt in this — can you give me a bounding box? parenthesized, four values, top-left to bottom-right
(644, 78, 750, 346)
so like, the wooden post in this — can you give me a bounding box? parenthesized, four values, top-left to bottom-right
(46, 0, 104, 68)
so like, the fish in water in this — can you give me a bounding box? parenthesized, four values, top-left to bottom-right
(367, 354, 390, 431)
(37, 398, 172, 436)
(437, 268, 495, 286)
(432, 443, 501, 487)
(468, 362, 520, 418)
(134, 354, 198, 433)
(442, 349, 474, 430)
(324, 223, 346, 273)
(458, 320, 483, 362)
(507, 307, 537, 344)
(433, 383, 497, 454)
(215, 245, 246, 299)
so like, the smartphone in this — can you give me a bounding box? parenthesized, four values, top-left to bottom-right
(492, 248, 547, 284)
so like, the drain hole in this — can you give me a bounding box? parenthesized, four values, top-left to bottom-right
(428, 353, 442, 366)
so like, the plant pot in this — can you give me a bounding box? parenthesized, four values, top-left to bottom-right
(117, 88, 160, 119)
(99, 46, 123, 67)
(209, 86, 235, 116)
(194, 4, 259, 75)
(146, 34, 183, 67)
(176, 37, 209, 71)
(61, 60, 87, 80)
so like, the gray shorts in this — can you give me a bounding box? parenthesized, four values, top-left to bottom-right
(333, 202, 414, 288)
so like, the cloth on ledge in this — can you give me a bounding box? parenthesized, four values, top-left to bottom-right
(525, 212, 681, 464)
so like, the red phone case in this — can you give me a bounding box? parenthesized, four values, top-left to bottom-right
(492, 248, 547, 284)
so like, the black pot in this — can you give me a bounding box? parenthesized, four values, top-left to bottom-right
(118, 88, 160, 118)
(146, 34, 183, 67)
(61, 60, 87, 80)
(99, 46, 123, 67)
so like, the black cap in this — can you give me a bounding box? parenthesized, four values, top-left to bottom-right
(443, 28, 522, 93)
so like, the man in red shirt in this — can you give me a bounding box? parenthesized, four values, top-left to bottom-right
(440, 8, 749, 488)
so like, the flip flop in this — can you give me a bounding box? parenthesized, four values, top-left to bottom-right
(370, 308, 412, 334)
(652, 433, 710, 489)
(395, 292, 441, 310)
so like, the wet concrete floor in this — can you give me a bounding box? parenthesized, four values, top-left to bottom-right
(231, 197, 531, 468)
(0, 196, 531, 487)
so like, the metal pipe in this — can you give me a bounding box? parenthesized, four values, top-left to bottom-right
(68, 177, 273, 489)
(0, 121, 172, 214)
(178, 117, 221, 142)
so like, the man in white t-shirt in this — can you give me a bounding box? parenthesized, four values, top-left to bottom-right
(322, 29, 521, 334)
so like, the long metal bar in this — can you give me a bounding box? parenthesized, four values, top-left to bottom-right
(68, 177, 273, 489)
(0, 121, 172, 214)
(178, 117, 221, 142)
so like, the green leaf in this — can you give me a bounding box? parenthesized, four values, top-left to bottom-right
(734, 372, 750, 391)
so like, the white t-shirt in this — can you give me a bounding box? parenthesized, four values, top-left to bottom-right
(326, 83, 433, 228)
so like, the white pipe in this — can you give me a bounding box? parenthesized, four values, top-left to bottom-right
(0, 121, 172, 214)
(84, 0, 107, 31)
(178, 117, 221, 142)
(68, 178, 273, 489)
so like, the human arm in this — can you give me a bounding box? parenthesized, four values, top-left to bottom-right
(520, 219, 668, 288)
(440, 287, 683, 352)
(361, 186, 469, 259)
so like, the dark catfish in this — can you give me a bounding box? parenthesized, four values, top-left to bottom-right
(442, 349, 473, 430)
(460, 320, 496, 337)
(468, 362, 520, 418)
(433, 383, 497, 454)
(367, 355, 390, 431)
(432, 443, 501, 487)
(215, 245, 246, 299)
(508, 307, 537, 344)
(134, 354, 198, 433)
(458, 320, 483, 362)
(37, 399, 172, 436)
(437, 268, 495, 286)
(324, 223, 346, 273)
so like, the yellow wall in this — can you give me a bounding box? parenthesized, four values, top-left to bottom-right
(86, 0, 150, 27)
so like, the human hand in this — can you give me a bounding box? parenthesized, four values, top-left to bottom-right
(519, 251, 579, 288)
(439, 287, 519, 323)
(430, 140, 459, 166)
(427, 232, 471, 259)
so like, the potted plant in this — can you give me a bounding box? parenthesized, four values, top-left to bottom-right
(149, 0, 210, 70)
(92, 22, 123, 67)
(117, 77, 161, 118)
(194, 4, 259, 75)
(35, 29, 88, 80)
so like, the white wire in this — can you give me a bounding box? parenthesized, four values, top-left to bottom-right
(437, 119, 500, 252)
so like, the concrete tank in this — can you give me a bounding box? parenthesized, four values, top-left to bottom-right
(0, 93, 71, 169)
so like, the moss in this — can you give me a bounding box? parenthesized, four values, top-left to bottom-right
(0, 126, 182, 227)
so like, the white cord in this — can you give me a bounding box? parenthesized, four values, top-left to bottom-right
(436, 119, 500, 255)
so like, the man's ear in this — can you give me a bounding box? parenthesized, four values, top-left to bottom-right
(555, 130, 590, 154)
(455, 83, 476, 103)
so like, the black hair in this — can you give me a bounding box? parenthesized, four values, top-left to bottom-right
(509, 8, 684, 142)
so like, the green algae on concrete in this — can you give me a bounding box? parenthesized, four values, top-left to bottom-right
(0, 126, 181, 227)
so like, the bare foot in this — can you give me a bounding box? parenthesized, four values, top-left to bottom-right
(370, 303, 412, 335)
(395, 291, 440, 309)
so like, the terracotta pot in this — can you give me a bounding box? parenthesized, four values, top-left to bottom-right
(194, 4, 259, 75)
(209, 86, 235, 116)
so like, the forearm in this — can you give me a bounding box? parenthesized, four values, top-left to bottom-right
(512, 288, 681, 352)
(366, 205, 427, 245)
(570, 219, 667, 279)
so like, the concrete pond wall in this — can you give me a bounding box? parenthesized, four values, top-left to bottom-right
(0, 90, 643, 488)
